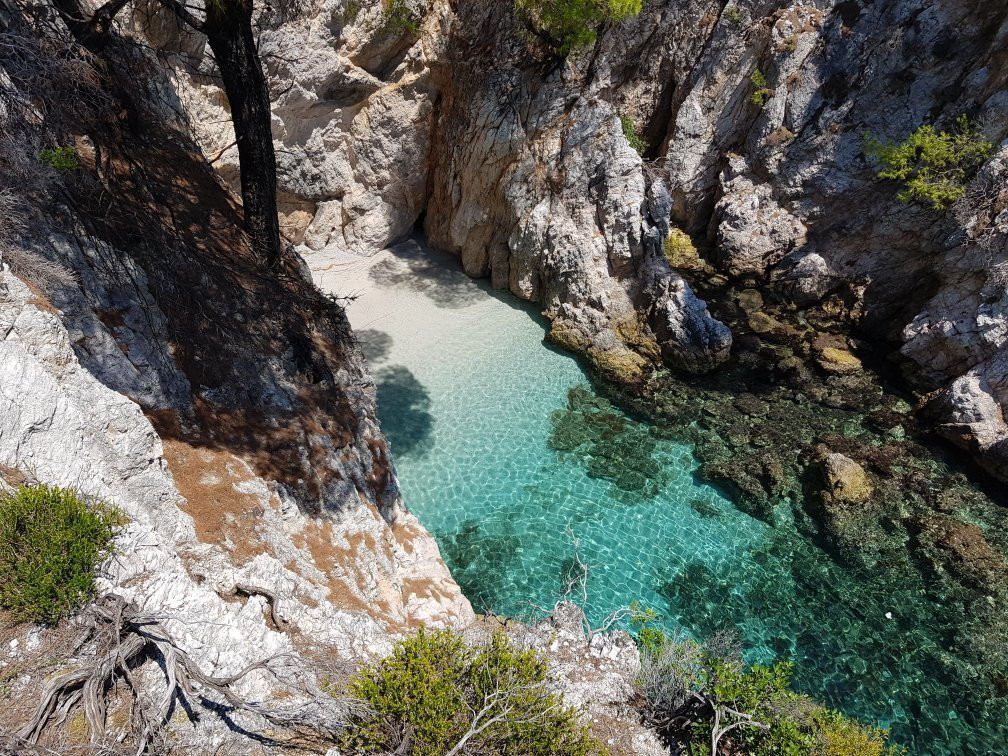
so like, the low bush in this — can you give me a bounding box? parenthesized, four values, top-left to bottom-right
(750, 70, 773, 107)
(0, 484, 121, 623)
(723, 4, 743, 25)
(620, 115, 648, 156)
(864, 115, 993, 211)
(516, 0, 642, 56)
(341, 627, 605, 755)
(38, 146, 79, 172)
(635, 627, 903, 755)
(379, 0, 419, 36)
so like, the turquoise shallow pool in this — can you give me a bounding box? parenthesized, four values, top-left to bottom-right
(337, 241, 1005, 756)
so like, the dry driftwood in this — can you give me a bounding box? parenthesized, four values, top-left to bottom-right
(16, 593, 349, 753)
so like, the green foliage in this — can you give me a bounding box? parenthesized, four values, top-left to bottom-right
(342, 627, 605, 755)
(516, 0, 642, 56)
(342, 0, 360, 24)
(636, 625, 667, 658)
(724, 4, 743, 25)
(0, 484, 121, 624)
(38, 146, 79, 172)
(750, 69, 773, 107)
(864, 115, 993, 211)
(634, 631, 904, 756)
(379, 0, 419, 36)
(620, 115, 648, 155)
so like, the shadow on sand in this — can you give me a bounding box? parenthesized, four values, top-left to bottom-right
(373, 364, 434, 457)
(369, 239, 490, 309)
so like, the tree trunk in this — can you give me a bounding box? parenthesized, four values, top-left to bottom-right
(203, 0, 282, 269)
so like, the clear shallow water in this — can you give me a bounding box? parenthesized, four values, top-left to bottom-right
(341, 242, 1006, 756)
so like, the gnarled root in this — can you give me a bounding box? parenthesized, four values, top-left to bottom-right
(16, 594, 347, 752)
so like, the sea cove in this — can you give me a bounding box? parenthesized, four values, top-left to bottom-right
(329, 240, 1007, 756)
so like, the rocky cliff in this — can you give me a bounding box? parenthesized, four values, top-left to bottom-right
(1, 0, 1006, 749)
(166, 0, 1007, 481)
(0, 8, 470, 748)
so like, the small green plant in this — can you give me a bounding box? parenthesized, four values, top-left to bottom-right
(38, 146, 79, 172)
(516, 0, 642, 56)
(0, 484, 121, 624)
(864, 114, 993, 211)
(379, 0, 419, 35)
(342, 0, 360, 24)
(724, 4, 743, 24)
(620, 115, 648, 155)
(341, 627, 605, 755)
(750, 69, 774, 107)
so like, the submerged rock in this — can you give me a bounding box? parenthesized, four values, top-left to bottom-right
(913, 516, 1008, 593)
(820, 453, 874, 505)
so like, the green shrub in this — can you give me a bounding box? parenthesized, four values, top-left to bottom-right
(634, 631, 904, 756)
(620, 115, 648, 155)
(636, 625, 667, 657)
(0, 484, 121, 624)
(516, 0, 642, 56)
(39, 146, 79, 172)
(750, 69, 773, 107)
(341, 627, 605, 755)
(379, 0, 419, 35)
(724, 4, 743, 25)
(864, 114, 993, 210)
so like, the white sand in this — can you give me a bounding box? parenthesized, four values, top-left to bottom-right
(310, 239, 542, 373)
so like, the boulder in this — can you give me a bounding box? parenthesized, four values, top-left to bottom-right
(815, 346, 864, 376)
(821, 453, 874, 504)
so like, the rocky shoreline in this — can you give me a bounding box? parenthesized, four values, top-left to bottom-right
(565, 244, 1008, 746)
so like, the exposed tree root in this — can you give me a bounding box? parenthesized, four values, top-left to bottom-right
(16, 594, 349, 753)
(233, 583, 289, 632)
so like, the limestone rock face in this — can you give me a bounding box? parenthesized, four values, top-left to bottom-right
(656, 0, 1008, 476)
(149, 0, 1007, 468)
(927, 369, 1008, 483)
(0, 250, 472, 682)
(711, 155, 807, 276)
(0, 31, 471, 745)
(151, 0, 731, 376)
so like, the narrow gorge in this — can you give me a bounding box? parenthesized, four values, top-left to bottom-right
(0, 0, 1006, 754)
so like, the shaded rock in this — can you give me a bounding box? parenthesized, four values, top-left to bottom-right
(771, 252, 839, 305)
(747, 310, 801, 342)
(736, 288, 764, 313)
(913, 516, 1008, 593)
(815, 347, 863, 376)
(646, 269, 733, 373)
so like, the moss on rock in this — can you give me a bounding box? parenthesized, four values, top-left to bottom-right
(816, 346, 863, 375)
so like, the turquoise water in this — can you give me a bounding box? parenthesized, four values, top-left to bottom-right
(343, 242, 1006, 755)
